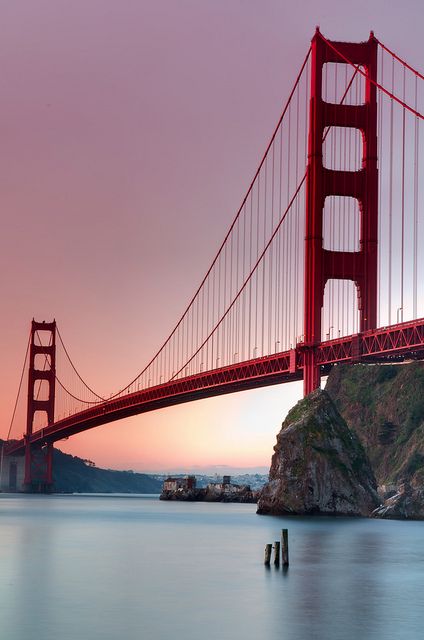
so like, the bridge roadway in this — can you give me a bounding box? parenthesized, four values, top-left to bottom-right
(6, 318, 424, 456)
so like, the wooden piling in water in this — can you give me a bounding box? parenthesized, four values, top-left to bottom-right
(281, 528, 289, 566)
(273, 541, 280, 566)
(264, 543, 272, 565)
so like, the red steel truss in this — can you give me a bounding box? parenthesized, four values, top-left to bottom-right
(6, 317, 424, 457)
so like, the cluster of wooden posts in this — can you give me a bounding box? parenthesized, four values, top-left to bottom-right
(264, 528, 289, 567)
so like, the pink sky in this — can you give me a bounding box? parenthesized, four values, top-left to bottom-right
(1, 0, 422, 471)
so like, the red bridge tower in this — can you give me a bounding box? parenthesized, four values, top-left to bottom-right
(303, 30, 378, 395)
(24, 320, 56, 491)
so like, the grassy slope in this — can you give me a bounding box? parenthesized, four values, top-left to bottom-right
(326, 362, 424, 486)
(52, 448, 161, 493)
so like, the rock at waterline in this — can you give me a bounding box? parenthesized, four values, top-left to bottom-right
(372, 482, 424, 519)
(257, 389, 379, 516)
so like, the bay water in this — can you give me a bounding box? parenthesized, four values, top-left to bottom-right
(0, 493, 423, 640)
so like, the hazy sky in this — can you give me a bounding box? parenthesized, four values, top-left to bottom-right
(1, 0, 422, 472)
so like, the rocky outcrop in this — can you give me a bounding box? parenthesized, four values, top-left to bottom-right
(257, 389, 379, 516)
(372, 482, 424, 519)
(160, 484, 256, 503)
(160, 487, 205, 501)
(326, 362, 424, 487)
(204, 484, 256, 503)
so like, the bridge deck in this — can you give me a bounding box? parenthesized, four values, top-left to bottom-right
(6, 318, 424, 456)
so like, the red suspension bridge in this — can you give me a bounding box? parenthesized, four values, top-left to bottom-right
(3, 29, 424, 490)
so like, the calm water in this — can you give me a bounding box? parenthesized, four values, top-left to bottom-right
(0, 494, 423, 640)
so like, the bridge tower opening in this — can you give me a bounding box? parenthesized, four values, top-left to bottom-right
(24, 320, 56, 492)
(303, 29, 378, 395)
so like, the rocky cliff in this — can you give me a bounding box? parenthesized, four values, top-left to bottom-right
(371, 482, 424, 520)
(326, 362, 424, 487)
(257, 389, 379, 516)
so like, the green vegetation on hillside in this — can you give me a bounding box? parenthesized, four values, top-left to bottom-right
(326, 362, 424, 486)
(52, 448, 161, 493)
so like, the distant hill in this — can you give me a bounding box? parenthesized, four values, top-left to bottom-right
(326, 361, 424, 487)
(52, 449, 161, 494)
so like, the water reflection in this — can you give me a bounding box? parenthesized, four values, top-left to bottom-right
(266, 518, 424, 640)
(0, 496, 423, 640)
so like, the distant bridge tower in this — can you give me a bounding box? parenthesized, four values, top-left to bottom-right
(303, 29, 378, 395)
(24, 320, 56, 492)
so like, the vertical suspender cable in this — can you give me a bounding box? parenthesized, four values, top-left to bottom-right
(378, 47, 384, 325)
(388, 57, 394, 324)
(414, 75, 419, 318)
(400, 66, 406, 323)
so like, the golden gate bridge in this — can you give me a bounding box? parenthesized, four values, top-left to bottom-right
(3, 29, 424, 490)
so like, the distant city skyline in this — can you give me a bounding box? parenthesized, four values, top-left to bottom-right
(136, 465, 269, 476)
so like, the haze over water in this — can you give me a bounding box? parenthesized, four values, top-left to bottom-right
(1, 494, 423, 640)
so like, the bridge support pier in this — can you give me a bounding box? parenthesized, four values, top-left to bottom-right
(24, 320, 56, 493)
(303, 30, 378, 395)
(0, 447, 25, 492)
(303, 347, 320, 396)
(24, 440, 53, 493)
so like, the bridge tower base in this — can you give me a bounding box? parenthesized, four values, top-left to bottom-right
(303, 30, 378, 395)
(24, 320, 56, 493)
(0, 447, 25, 492)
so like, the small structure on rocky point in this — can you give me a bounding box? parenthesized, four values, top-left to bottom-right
(205, 476, 253, 500)
(162, 475, 196, 492)
(257, 389, 380, 516)
(206, 475, 239, 493)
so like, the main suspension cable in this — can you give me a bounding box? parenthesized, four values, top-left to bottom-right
(318, 32, 424, 120)
(6, 330, 31, 441)
(56, 326, 106, 400)
(99, 45, 313, 399)
(34, 329, 104, 408)
(170, 173, 307, 380)
(375, 37, 424, 81)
